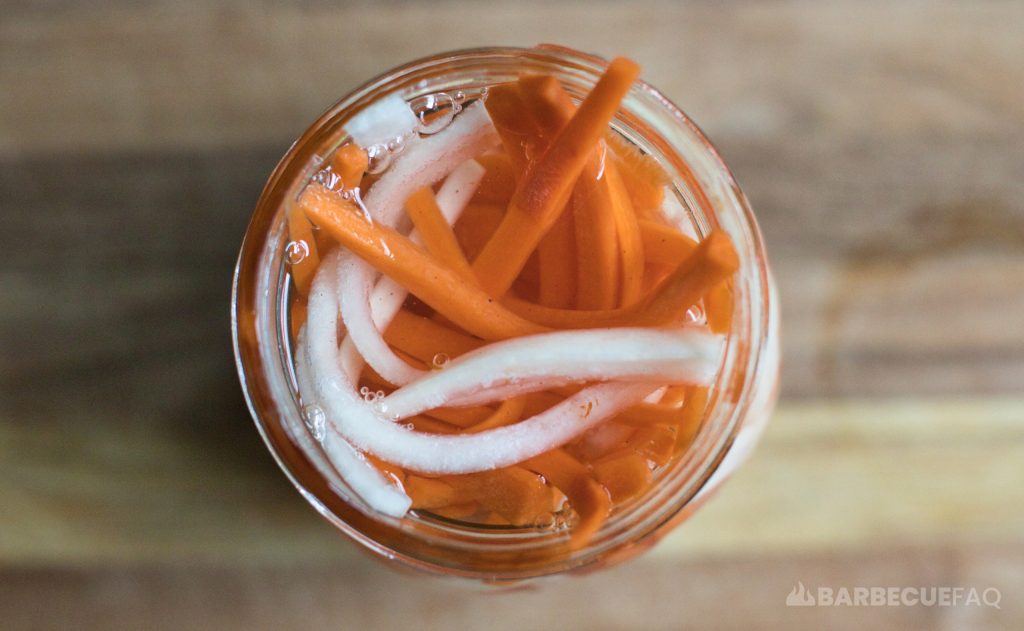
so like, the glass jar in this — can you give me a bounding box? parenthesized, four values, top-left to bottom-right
(232, 45, 780, 581)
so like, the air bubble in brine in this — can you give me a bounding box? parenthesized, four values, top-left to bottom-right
(685, 304, 705, 323)
(432, 353, 451, 369)
(366, 144, 392, 174)
(285, 240, 310, 265)
(386, 134, 408, 155)
(302, 404, 326, 441)
(360, 387, 382, 404)
(412, 92, 460, 135)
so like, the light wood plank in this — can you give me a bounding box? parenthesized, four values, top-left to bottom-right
(1, 545, 1020, 630)
(2, 400, 1022, 565)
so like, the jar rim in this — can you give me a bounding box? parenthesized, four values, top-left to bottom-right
(232, 44, 777, 580)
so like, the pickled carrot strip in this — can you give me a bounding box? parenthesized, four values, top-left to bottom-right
(408, 415, 461, 435)
(431, 502, 480, 519)
(405, 186, 475, 281)
(454, 202, 505, 261)
(674, 386, 708, 451)
(300, 183, 547, 341)
(537, 210, 577, 308)
(592, 450, 653, 503)
(639, 218, 699, 268)
(704, 280, 734, 334)
(406, 475, 458, 509)
(465, 397, 526, 434)
(517, 74, 575, 135)
(626, 425, 677, 467)
(604, 160, 645, 306)
(501, 230, 738, 329)
(365, 453, 406, 486)
(572, 161, 621, 309)
(287, 205, 320, 296)
(423, 405, 494, 428)
(517, 73, 628, 309)
(289, 300, 307, 341)
(442, 467, 553, 524)
(515, 75, 579, 308)
(482, 82, 532, 170)
(605, 132, 669, 214)
(472, 151, 518, 202)
(473, 58, 641, 297)
(617, 405, 681, 427)
(329, 143, 369, 189)
(523, 449, 611, 546)
(379, 327, 723, 419)
(382, 309, 484, 363)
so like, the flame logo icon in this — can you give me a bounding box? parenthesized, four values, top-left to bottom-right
(786, 581, 816, 607)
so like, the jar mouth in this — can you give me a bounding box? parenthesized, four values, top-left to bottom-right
(232, 45, 776, 580)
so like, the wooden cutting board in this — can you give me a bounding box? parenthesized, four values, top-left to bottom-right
(1, 1, 1022, 628)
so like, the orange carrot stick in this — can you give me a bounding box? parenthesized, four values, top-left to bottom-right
(465, 397, 526, 434)
(423, 405, 495, 428)
(407, 415, 461, 435)
(299, 183, 547, 341)
(289, 299, 307, 340)
(572, 159, 620, 309)
(704, 280, 734, 334)
(329, 143, 369, 189)
(405, 475, 458, 509)
(431, 501, 481, 520)
(471, 151, 517, 203)
(472, 58, 642, 298)
(674, 386, 708, 452)
(517, 72, 641, 308)
(537, 210, 577, 308)
(639, 218, 699, 268)
(443, 467, 553, 524)
(523, 449, 612, 546)
(454, 202, 506, 261)
(605, 132, 669, 214)
(364, 453, 406, 486)
(604, 160, 645, 307)
(502, 229, 738, 329)
(405, 186, 475, 282)
(626, 425, 677, 467)
(482, 82, 532, 171)
(592, 450, 653, 503)
(383, 309, 484, 363)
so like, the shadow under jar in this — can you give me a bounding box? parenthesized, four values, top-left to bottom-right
(232, 45, 780, 582)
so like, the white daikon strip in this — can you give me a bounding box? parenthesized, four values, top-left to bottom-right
(293, 329, 412, 517)
(338, 251, 425, 386)
(344, 92, 420, 149)
(378, 327, 723, 420)
(362, 101, 498, 229)
(305, 255, 659, 474)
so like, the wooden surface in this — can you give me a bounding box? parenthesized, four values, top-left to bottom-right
(1, 1, 1023, 629)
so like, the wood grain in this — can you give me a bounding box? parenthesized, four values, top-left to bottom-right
(3, 399, 1022, 565)
(1, 545, 1020, 630)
